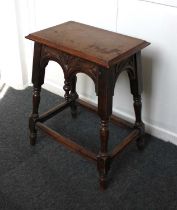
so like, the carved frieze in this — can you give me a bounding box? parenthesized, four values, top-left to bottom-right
(40, 45, 99, 83)
(113, 55, 136, 87)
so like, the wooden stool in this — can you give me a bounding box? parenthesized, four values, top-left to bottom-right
(26, 21, 150, 190)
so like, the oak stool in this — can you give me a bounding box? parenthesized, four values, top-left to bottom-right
(26, 21, 150, 190)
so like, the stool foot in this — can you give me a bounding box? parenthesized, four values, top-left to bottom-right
(29, 115, 37, 145)
(29, 133, 37, 145)
(135, 122, 145, 150)
(71, 101, 77, 118)
(99, 176, 107, 191)
(97, 154, 110, 191)
(136, 136, 145, 150)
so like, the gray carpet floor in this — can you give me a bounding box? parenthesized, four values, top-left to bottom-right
(0, 87, 177, 210)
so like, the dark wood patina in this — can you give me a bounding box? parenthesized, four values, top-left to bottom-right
(26, 21, 150, 190)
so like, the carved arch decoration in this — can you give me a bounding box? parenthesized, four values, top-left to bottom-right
(113, 55, 136, 89)
(39, 45, 99, 93)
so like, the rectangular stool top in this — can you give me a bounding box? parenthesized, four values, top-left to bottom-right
(26, 21, 150, 68)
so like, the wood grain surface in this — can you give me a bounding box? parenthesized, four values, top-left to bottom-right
(26, 21, 150, 68)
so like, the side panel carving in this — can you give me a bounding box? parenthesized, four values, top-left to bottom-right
(40, 46, 99, 90)
(113, 55, 135, 87)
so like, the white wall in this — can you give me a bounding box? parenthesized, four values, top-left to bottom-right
(116, 0, 177, 143)
(0, 0, 35, 89)
(0, 0, 24, 89)
(2, 0, 177, 144)
(31, 0, 118, 105)
(36, 0, 177, 144)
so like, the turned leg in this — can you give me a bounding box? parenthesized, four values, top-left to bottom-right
(29, 42, 45, 145)
(70, 75, 78, 118)
(97, 119, 110, 190)
(63, 79, 71, 102)
(97, 68, 113, 190)
(29, 87, 41, 145)
(128, 52, 145, 149)
(133, 95, 145, 149)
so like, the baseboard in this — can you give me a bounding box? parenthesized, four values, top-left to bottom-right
(0, 83, 9, 99)
(42, 81, 177, 146)
(1, 80, 29, 90)
(42, 81, 65, 96)
(0, 80, 5, 90)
